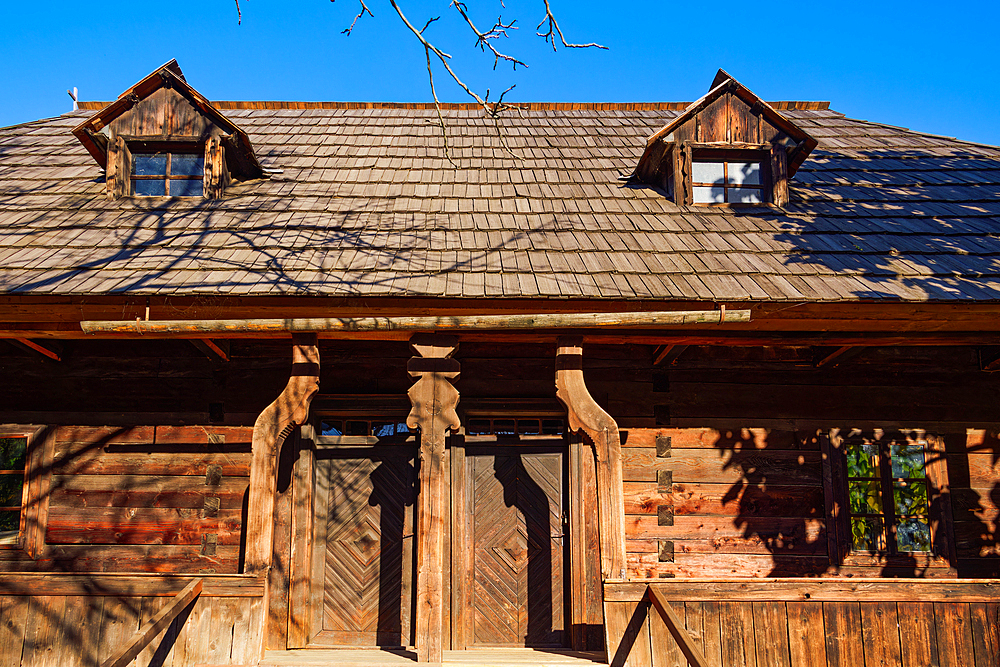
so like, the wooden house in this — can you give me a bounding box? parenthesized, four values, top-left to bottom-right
(0, 60, 998, 667)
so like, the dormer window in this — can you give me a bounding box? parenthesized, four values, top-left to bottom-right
(132, 148, 205, 197)
(632, 69, 818, 208)
(71, 59, 264, 201)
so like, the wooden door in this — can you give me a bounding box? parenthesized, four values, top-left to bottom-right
(306, 447, 417, 647)
(457, 447, 566, 647)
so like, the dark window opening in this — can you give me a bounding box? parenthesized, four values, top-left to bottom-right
(319, 419, 410, 437)
(466, 417, 564, 437)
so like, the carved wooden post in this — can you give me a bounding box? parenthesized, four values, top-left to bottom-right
(555, 336, 627, 581)
(407, 334, 460, 664)
(245, 332, 320, 576)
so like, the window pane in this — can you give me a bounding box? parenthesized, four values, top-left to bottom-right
(0, 510, 18, 533)
(493, 419, 516, 435)
(897, 518, 931, 552)
(346, 421, 369, 436)
(692, 186, 725, 204)
(171, 178, 204, 198)
(0, 477, 23, 508)
(730, 162, 761, 186)
(395, 422, 409, 434)
(0, 438, 26, 471)
(730, 187, 762, 204)
(320, 421, 343, 436)
(133, 154, 167, 176)
(372, 422, 395, 438)
(517, 419, 540, 435)
(467, 419, 491, 435)
(849, 480, 882, 514)
(134, 179, 167, 196)
(891, 444, 926, 479)
(851, 516, 883, 551)
(847, 444, 879, 478)
(541, 419, 564, 436)
(894, 480, 928, 516)
(691, 161, 725, 185)
(171, 153, 204, 176)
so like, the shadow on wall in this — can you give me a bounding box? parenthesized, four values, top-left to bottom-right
(710, 426, 1000, 577)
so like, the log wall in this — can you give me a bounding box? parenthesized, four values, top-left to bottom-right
(951, 430, 1000, 577)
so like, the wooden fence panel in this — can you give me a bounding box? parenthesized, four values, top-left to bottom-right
(898, 601, 939, 667)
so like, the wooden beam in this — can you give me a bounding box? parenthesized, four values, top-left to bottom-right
(190, 338, 230, 361)
(647, 585, 711, 667)
(814, 345, 867, 369)
(79, 309, 749, 336)
(99, 578, 202, 667)
(406, 334, 461, 664)
(653, 344, 690, 366)
(10, 338, 61, 361)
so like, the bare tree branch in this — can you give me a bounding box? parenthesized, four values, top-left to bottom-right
(424, 43, 457, 168)
(235, 0, 241, 25)
(536, 0, 607, 51)
(450, 2, 526, 71)
(337, 0, 374, 36)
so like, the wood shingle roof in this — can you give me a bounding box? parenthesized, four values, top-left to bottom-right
(1, 104, 999, 302)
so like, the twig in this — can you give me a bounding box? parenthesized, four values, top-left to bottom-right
(450, 2, 526, 71)
(424, 43, 456, 167)
(235, 0, 241, 25)
(338, 0, 374, 36)
(536, 0, 608, 51)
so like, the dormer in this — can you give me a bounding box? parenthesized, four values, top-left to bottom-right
(634, 70, 818, 207)
(72, 60, 264, 200)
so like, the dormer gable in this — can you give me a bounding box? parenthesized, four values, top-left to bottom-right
(72, 60, 264, 200)
(634, 69, 818, 207)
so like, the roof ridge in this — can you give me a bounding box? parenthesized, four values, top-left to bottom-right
(76, 100, 831, 112)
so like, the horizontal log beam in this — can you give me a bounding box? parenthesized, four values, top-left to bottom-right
(604, 578, 1000, 602)
(0, 574, 264, 597)
(79, 309, 749, 336)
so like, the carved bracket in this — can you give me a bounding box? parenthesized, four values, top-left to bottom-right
(406, 334, 460, 664)
(245, 333, 320, 576)
(555, 336, 627, 582)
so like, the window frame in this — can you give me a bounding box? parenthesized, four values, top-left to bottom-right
(128, 139, 206, 198)
(666, 142, 789, 208)
(826, 428, 957, 571)
(0, 425, 50, 560)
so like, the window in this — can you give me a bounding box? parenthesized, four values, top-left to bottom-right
(465, 417, 564, 436)
(0, 436, 27, 546)
(845, 435, 931, 554)
(132, 151, 204, 197)
(691, 159, 764, 204)
(320, 419, 410, 438)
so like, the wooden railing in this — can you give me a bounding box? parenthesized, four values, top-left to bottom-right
(603, 578, 1000, 667)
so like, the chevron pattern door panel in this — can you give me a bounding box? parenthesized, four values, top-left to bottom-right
(311, 451, 416, 647)
(469, 450, 565, 647)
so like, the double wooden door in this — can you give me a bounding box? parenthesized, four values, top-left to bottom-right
(296, 444, 567, 650)
(454, 446, 567, 648)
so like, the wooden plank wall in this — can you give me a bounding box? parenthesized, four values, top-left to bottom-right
(951, 430, 1000, 577)
(0, 592, 262, 667)
(604, 595, 1000, 667)
(621, 428, 828, 578)
(1, 425, 252, 573)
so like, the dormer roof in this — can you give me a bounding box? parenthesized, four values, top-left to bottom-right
(71, 60, 263, 181)
(634, 69, 819, 184)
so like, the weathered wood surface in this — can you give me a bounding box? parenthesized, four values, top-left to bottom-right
(407, 334, 460, 663)
(603, 584, 1000, 667)
(0, 574, 263, 597)
(245, 333, 320, 575)
(79, 309, 750, 336)
(646, 587, 710, 667)
(0, 592, 263, 667)
(100, 579, 202, 667)
(605, 579, 1000, 602)
(555, 337, 627, 581)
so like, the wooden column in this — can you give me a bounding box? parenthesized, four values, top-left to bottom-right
(245, 333, 320, 576)
(407, 334, 460, 664)
(555, 337, 627, 581)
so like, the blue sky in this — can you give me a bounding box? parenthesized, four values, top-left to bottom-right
(2, 1, 997, 145)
